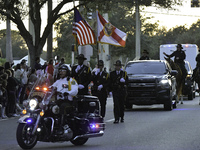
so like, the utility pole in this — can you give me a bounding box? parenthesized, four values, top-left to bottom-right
(135, 0, 141, 59)
(47, 0, 53, 61)
(6, 10, 13, 63)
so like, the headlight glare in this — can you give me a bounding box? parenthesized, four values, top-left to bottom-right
(160, 79, 168, 84)
(29, 99, 38, 110)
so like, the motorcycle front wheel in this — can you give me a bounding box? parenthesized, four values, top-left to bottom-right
(16, 123, 38, 149)
(70, 137, 88, 145)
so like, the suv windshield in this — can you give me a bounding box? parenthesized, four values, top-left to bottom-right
(125, 61, 166, 75)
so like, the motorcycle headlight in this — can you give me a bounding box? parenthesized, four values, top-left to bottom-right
(29, 98, 38, 110)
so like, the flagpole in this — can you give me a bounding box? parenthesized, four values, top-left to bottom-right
(96, 10, 99, 63)
(73, 0, 79, 56)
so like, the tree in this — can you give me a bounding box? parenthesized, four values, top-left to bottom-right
(0, 0, 183, 68)
(0, 0, 87, 68)
(0, 29, 28, 59)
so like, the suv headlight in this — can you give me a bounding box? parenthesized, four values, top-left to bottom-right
(159, 79, 171, 88)
(29, 98, 38, 110)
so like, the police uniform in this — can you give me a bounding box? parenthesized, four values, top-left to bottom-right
(167, 44, 187, 79)
(110, 60, 128, 123)
(71, 54, 91, 95)
(52, 77, 78, 101)
(51, 65, 78, 118)
(91, 60, 110, 118)
(139, 50, 150, 60)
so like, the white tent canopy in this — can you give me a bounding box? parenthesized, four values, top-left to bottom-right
(13, 55, 46, 66)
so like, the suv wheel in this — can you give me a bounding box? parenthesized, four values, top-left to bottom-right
(125, 103, 132, 110)
(188, 88, 194, 100)
(164, 95, 173, 111)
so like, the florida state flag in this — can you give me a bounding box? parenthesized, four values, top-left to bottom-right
(97, 10, 127, 47)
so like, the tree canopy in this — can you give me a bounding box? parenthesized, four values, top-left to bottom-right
(0, 0, 184, 68)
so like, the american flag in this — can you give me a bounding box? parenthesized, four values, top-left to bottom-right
(73, 8, 96, 45)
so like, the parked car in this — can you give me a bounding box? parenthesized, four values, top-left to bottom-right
(183, 61, 195, 100)
(125, 60, 177, 111)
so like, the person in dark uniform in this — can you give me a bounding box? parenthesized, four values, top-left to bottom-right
(139, 49, 150, 60)
(195, 49, 200, 67)
(110, 60, 128, 124)
(71, 54, 91, 95)
(192, 49, 200, 90)
(163, 44, 187, 81)
(91, 60, 110, 118)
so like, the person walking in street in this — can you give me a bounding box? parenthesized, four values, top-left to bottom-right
(91, 60, 110, 118)
(110, 60, 128, 124)
(139, 49, 150, 60)
(71, 54, 91, 95)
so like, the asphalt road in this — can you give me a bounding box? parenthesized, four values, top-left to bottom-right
(1, 95, 200, 150)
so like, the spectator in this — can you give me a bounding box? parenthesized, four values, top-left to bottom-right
(5, 69, 20, 117)
(0, 66, 8, 119)
(14, 64, 23, 83)
(4, 61, 14, 75)
(42, 61, 48, 74)
(47, 59, 54, 85)
(35, 57, 43, 77)
(19, 61, 28, 104)
(26, 68, 38, 96)
(54, 57, 65, 80)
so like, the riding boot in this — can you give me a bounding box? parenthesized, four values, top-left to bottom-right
(1, 107, 8, 119)
(16, 103, 23, 115)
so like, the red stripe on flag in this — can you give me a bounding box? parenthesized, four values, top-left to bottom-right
(111, 31, 126, 47)
(99, 30, 105, 41)
(98, 12, 107, 26)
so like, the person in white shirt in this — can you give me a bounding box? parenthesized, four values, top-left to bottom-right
(19, 61, 29, 104)
(51, 64, 78, 132)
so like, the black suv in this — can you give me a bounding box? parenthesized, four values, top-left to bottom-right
(125, 60, 177, 111)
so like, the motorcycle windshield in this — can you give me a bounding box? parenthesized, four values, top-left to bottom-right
(27, 74, 53, 104)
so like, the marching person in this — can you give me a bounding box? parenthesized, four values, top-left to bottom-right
(163, 44, 187, 82)
(71, 54, 91, 95)
(51, 64, 78, 134)
(139, 49, 150, 60)
(192, 49, 200, 92)
(91, 60, 110, 118)
(110, 60, 128, 124)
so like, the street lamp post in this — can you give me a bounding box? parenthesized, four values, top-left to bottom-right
(135, 0, 141, 59)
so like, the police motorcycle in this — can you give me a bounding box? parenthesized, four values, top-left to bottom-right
(16, 74, 105, 149)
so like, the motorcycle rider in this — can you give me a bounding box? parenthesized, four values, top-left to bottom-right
(51, 64, 78, 134)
